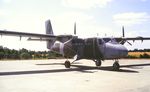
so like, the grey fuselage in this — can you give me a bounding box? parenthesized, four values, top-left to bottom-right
(51, 37, 128, 60)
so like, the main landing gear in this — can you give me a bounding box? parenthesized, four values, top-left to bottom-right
(93, 59, 101, 67)
(93, 59, 120, 71)
(112, 60, 120, 71)
(64, 59, 102, 68)
(64, 60, 71, 68)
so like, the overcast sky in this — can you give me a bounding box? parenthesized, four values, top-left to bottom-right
(0, 0, 150, 51)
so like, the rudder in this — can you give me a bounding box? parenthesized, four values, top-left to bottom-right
(45, 20, 55, 49)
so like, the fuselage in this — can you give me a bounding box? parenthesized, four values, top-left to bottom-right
(51, 37, 128, 60)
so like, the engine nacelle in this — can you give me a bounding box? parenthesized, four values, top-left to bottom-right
(51, 40, 76, 58)
(51, 41, 64, 55)
(63, 39, 76, 57)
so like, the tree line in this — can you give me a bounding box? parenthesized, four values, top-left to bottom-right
(129, 49, 150, 52)
(0, 46, 63, 60)
(0, 46, 150, 60)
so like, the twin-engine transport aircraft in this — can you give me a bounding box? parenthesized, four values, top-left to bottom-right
(0, 20, 150, 71)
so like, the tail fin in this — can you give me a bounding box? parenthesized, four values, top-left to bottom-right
(45, 20, 55, 49)
(45, 20, 53, 35)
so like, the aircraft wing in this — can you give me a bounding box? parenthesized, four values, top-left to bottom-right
(0, 30, 75, 42)
(115, 37, 150, 41)
(124, 37, 150, 41)
(113, 26, 150, 43)
(114, 37, 150, 45)
(0, 30, 56, 39)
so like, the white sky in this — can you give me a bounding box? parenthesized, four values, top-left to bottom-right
(0, 0, 150, 51)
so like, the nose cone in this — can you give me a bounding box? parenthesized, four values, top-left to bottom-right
(119, 46, 128, 58)
(104, 43, 128, 59)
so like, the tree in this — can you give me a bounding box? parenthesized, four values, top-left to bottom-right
(0, 52, 4, 59)
(0, 46, 63, 60)
(20, 52, 32, 59)
(3, 47, 10, 59)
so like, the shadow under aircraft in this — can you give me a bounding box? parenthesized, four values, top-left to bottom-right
(1, 62, 150, 76)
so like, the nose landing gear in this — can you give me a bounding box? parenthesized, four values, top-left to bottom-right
(112, 60, 120, 71)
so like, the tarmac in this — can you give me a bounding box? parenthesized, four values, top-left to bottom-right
(0, 59, 150, 92)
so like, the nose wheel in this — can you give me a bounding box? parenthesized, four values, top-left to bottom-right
(112, 61, 120, 71)
(64, 60, 71, 68)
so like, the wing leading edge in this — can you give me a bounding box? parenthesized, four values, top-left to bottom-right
(0, 30, 56, 40)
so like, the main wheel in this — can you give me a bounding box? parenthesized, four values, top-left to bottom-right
(94, 60, 101, 67)
(64, 60, 71, 68)
(112, 61, 120, 71)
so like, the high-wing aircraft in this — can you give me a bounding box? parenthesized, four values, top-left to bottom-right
(0, 20, 150, 71)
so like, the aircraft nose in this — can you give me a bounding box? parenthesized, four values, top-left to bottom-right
(119, 47, 128, 58)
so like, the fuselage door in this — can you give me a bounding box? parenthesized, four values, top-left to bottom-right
(97, 38, 106, 58)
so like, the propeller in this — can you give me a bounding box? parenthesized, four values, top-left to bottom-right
(122, 26, 125, 37)
(120, 26, 132, 46)
(127, 41, 132, 46)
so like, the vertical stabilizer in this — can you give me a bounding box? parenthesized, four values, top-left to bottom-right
(45, 20, 55, 49)
(45, 20, 53, 35)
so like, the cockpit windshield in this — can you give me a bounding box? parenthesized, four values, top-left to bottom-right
(103, 38, 117, 43)
(103, 38, 111, 42)
(98, 38, 118, 44)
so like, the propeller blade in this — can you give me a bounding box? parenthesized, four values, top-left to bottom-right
(74, 22, 76, 35)
(127, 41, 132, 46)
(122, 26, 125, 37)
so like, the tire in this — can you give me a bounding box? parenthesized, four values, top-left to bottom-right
(65, 61, 71, 68)
(95, 60, 101, 66)
(112, 62, 120, 71)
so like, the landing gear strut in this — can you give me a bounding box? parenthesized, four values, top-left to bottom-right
(64, 60, 71, 68)
(112, 60, 120, 71)
(93, 59, 101, 67)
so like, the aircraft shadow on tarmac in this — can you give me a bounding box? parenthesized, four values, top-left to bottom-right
(1, 63, 150, 76)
